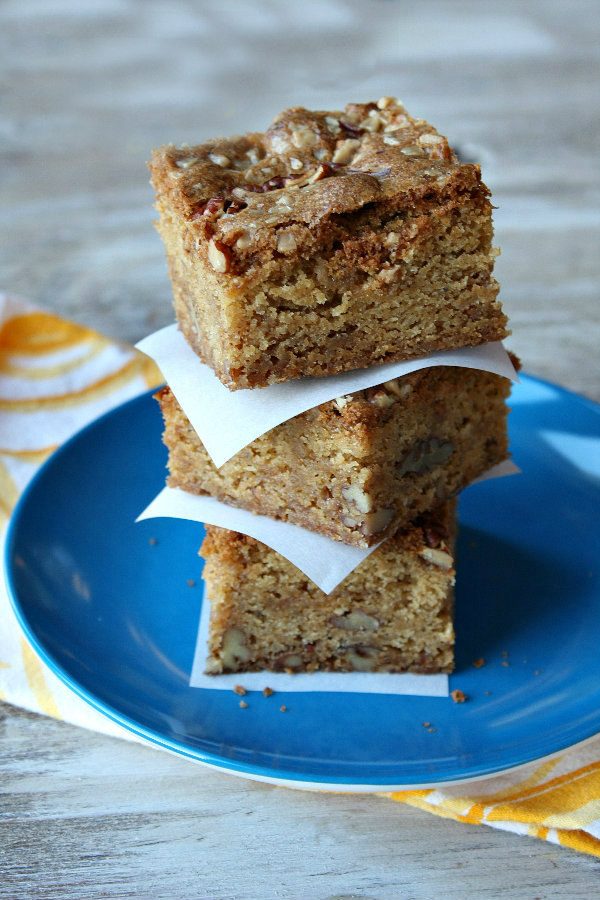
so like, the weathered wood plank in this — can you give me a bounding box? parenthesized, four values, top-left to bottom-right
(1, 1, 599, 896)
(2, 704, 600, 900)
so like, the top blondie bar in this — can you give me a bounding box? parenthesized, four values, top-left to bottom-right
(150, 98, 508, 390)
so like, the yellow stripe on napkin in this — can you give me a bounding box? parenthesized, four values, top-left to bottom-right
(385, 756, 600, 856)
(20, 638, 62, 719)
(0, 294, 162, 743)
(1, 311, 98, 354)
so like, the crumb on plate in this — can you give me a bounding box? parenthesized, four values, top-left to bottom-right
(451, 689, 468, 703)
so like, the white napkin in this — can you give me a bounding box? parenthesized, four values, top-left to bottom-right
(138, 460, 520, 593)
(137, 487, 376, 593)
(136, 325, 519, 468)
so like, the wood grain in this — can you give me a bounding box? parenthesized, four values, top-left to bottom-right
(1, 1, 599, 896)
(2, 705, 600, 900)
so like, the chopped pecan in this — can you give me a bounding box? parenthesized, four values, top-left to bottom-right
(191, 196, 225, 219)
(423, 526, 448, 549)
(339, 119, 365, 137)
(224, 198, 247, 214)
(243, 174, 301, 193)
(208, 239, 232, 273)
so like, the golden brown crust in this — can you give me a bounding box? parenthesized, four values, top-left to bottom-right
(150, 98, 508, 388)
(149, 99, 485, 276)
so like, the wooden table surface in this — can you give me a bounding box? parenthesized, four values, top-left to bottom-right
(1, 1, 599, 897)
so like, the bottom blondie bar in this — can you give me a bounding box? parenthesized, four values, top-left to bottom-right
(201, 501, 456, 675)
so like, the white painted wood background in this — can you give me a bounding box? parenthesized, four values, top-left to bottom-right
(1, 1, 599, 897)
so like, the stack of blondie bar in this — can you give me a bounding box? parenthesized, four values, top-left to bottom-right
(149, 99, 511, 676)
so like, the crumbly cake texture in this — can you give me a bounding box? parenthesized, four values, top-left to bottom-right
(149, 98, 508, 389)
(156, 362, 513, 548)
(200, 501, 456, 674)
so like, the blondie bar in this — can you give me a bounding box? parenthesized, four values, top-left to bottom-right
(157, 364, 511, 548)
(201, 502, 456, 674)
(150, 99, 508, 389)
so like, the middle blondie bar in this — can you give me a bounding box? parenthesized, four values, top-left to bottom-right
(158, 363, 511, 548)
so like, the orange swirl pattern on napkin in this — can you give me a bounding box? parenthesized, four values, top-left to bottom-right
(0, 295, 159, 524)
(0, 292, 160, 735)
(1, 292, 599, 857)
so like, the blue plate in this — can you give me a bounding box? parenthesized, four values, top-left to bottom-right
(5, 375, 600, 790)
